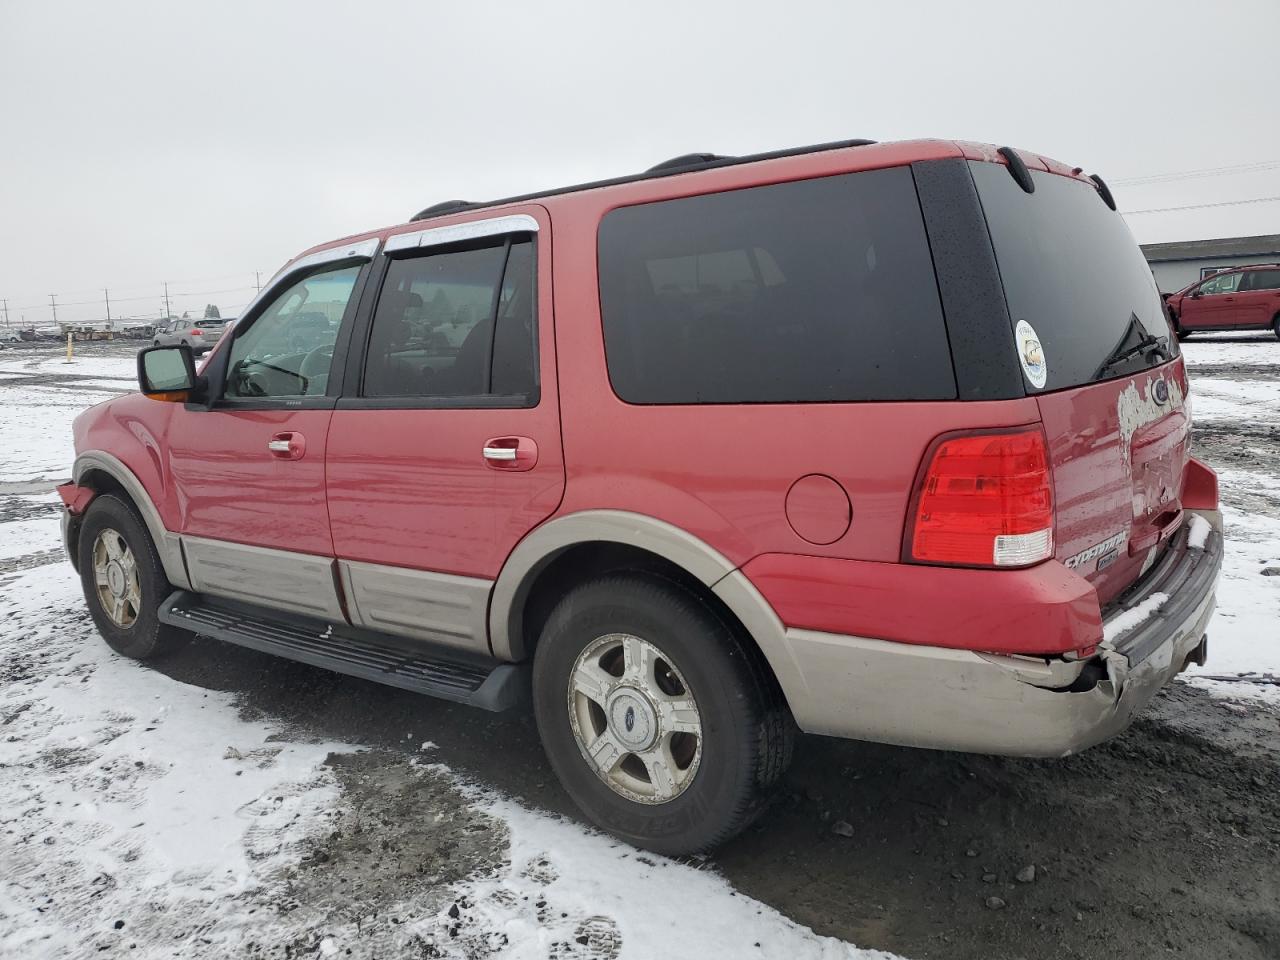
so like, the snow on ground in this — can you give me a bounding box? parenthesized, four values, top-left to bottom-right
(0, 515, 61, 561)
(1178, 330, 1280, 366)
(0, 384, 117, 482)
(0, 352, 139, 380)
(0, 559, 897, 960)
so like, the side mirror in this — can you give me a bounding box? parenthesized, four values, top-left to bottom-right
(1190, 290, 1202, 299)
(138, 344, 199, 401)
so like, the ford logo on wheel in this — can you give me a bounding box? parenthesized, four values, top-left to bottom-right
(1153, 379, 1169, 405)
(624, 706, 636, 732)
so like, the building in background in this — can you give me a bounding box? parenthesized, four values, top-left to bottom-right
(1142, 233, 1280, 292)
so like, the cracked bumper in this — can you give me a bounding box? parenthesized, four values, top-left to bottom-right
(783, 510, 1224, 757)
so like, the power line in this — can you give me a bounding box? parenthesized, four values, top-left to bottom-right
(1112, 159, 1280, 187)
(1121, 193, 1280, 213)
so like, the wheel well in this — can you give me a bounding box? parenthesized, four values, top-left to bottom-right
(516, 542, 783, 695)
(69, 469, 134, 551)
(80, 468, 128, 502)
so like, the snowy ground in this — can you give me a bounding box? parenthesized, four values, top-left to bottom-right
(1, 336, 1278, 959)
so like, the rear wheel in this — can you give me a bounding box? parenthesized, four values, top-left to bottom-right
(77, 494, 189, 660)
(1272, 315, 1280, 341)
(532, 573, 793, 855)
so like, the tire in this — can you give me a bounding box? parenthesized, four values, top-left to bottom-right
(77, 494, 189, 660)
(1272, 315, 1280, 341)
(532, 573, 793, 855)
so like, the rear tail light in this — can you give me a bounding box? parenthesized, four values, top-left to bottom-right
(189, 329, 203, 336)
(906, 428, 1054, 568)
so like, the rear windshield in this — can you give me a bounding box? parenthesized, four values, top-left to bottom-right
(597, 167, 956, 404)
(971, 161, 1176, 391)
(196, 319, 224, 327)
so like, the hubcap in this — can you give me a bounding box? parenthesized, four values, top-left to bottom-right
(92, 528, 142, 628)
(567, 633, 702, 804)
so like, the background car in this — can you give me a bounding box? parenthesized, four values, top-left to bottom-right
(152, 318, 226, 354)
(1164, 264, 1280, 339)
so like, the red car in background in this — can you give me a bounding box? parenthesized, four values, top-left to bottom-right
(1164, 264, 1280, 339)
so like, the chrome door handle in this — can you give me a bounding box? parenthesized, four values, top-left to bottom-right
(482, 445, 518, 461)
(268, 439, 292, 453)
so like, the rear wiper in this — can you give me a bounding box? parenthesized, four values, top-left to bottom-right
(1094, 317, 1169, 378)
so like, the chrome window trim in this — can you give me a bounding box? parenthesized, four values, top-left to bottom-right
(289, 236, 382, 273)
(237, 237, 382, 322)
(384, 214, 539, 253)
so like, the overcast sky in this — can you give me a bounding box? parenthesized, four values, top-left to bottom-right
(2, 0, 1278, 326)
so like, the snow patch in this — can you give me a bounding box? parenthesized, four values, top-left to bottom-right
(1103, 592, 1169, 644)
(1187, 514, 1212, 550)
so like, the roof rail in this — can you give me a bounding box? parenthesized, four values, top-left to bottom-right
(409, 137, 877, 222)
(415, 200, 476, 218)
(646, 152, 733, 173)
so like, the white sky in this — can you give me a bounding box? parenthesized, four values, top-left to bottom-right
(2, 0, 1278, 326)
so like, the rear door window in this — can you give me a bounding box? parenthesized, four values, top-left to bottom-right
(970, 161, 1177, 391)
(1244, 270, 1280, 291)
(597, 167, 955, 404)
(360, 236, 537, 405)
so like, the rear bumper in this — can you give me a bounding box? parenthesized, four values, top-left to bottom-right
(781, 510, 1223, 757)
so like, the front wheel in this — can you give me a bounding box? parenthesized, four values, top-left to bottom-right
(1272, 315, 1280, 341)
(532, 574, 793, 855)
(77, 494, 190, 660)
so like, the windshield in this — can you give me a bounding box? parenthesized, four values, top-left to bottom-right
(971, 161, 1177, 391)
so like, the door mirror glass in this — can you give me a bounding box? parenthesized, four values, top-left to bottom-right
(138, 345, 196, 397)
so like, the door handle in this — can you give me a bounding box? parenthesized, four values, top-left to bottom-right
(268, 431, 306, 460)
(483, 436, 538, 471)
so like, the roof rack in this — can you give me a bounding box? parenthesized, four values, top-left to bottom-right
(409, 137, 877, 222)
(416, 200, 476, 218)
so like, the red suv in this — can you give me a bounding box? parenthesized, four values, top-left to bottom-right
(59, 139, 1223, 855)
(1164, 264, 1280, 339)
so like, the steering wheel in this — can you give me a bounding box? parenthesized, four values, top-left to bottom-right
(298, 344, 334, 387)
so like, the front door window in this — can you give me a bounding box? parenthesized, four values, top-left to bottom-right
(1199, 272, 1241, 296)
(224, 265, 361, 399)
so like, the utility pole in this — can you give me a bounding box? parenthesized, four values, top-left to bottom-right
(104, 288, 112, 326)
(49, 294, 59, 326)
(163, 282, 171, 320)
(254, 271, 261, 293)
(2, 298, 9, 330)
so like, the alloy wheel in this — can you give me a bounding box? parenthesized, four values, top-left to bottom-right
(92, 527, 142, 628)
(567, 633, 702, 804)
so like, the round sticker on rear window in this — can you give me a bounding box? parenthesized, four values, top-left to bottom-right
(1014, 319, 1047, 389)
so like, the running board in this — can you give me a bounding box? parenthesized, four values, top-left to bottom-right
(158, 590, 526, 711)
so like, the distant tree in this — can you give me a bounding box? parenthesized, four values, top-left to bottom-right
(181, 310, 190, 320)
(204, 304, 221, 319)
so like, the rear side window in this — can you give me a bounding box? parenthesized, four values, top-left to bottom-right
(361, 237, 537, 404)
(597, 167, 955, 404)
(1245, 270, 1280, 291)
(970, 161, 1177, 391)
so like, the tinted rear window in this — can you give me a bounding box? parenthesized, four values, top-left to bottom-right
(971, 161, 1177, 391)
(597, 167, 955, 404)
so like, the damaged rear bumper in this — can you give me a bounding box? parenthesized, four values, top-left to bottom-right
(782, 509, 1224, 757)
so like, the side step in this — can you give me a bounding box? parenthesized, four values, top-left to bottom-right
(158, 590, 526, 711)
